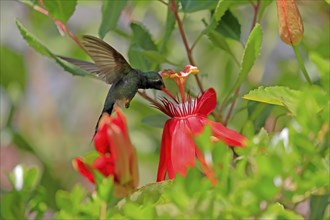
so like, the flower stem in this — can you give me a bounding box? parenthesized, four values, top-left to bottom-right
(292, 45, 312, 85)
(170, 0, 204, 93)
(223, 87, 240, 126)
(222, 0, 261, 124)
(99, 201, 106, 220)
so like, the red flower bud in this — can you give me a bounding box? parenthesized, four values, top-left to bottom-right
(276, 0, 304, 45)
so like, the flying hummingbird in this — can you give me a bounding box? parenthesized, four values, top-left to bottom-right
(59, 35, 165, 134)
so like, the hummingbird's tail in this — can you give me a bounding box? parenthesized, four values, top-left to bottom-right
(92, 103, 114, 140)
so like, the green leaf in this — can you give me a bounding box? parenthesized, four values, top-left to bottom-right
(215, 10, 241, 41)
(43, 0, 77, 23)
(257, 0, 273, 21)
(16, 20, 91, 77)
(141, 114, 168, 128)
(96, 177, 114, 203)
(23, 166, 41, 191)
(229, 23, 262, 94)
(0, 193, 25, 219)
(128, 23, 158, 71)
(208, 31, 232, 55)
(130, 22, 157, 51)
(310, 52, 330, 93)
(179, 0, 218, 13)
(123, 202, 155, 219)
(206, 0, 232, 33)
(243, 86, 301, 115)
(247, 102, 273, 132)
(261, 203, 304, 220)
(55, 185, 86, 214)
(8, 166, 40, 192)
(16, 20, 50, 57)
(310, 194, 330, 220)
(99, 0, 127, 39)
(128, 45, 149, 71)
(214, 0, 232, 23)
(0, 46, 27, 91)
(142, 50, 177, 65)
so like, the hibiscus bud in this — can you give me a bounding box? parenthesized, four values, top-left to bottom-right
(276, 0, 304, 45)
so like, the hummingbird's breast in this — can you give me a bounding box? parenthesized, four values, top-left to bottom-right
(112, 73, 140, 104)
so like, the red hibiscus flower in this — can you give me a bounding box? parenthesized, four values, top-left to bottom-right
(156, 65, 247, 185)
(73, 109, 138, 196)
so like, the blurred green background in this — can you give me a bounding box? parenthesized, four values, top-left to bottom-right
(0, 0, 329, 209)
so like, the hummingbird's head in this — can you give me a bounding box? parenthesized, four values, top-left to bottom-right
(143, 71, 165, 90)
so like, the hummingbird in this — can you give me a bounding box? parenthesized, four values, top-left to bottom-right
(59, 35, 165, 134)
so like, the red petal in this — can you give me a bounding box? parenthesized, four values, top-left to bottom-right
(74, 158, 95, 184)
(169, 119, 196, 178)
(195, 147, 217, 186)
(186, 115, 206, 135)
(196, 88, 217, 116)
(93, 156, 115, 177)
(94, 128, 110, 154)
(157, 120, 171, 181)
(210, 121, 247, 147)
(112, 109, 128, 138)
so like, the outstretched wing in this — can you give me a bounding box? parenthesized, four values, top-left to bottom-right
(82, 35, 132, 84)
(58, 56, 100, 74)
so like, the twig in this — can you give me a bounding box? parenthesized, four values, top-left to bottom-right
(32, 1, 85, 50)
(190, 31, 204, 51)
(223, 87, 240, 126)
(170, 0, 204, 92)
(223, 0, 261, 124)
(158, 0, 168, 6)
(250, 0, 261, 32)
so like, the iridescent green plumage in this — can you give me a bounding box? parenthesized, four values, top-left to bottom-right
(59, 35, 165, 133)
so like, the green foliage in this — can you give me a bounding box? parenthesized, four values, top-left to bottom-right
(213, 0, 232, 23)
(243, 86, 324, 115)
(215, 10, 241, 42)
(16, 20, 91, 77)
(0, 46, 27, 91)
(310, 52, 330, 93)
(229, 23, 262, 94)
(3, 0, 329, 219)
(1, 166, 47, 219)
(99, 0, 127, 39)
(208, 31, 233, 57)
(128, 22, 158, 71)
(43, 0, 77, 23)
(179, 0, 218, 13)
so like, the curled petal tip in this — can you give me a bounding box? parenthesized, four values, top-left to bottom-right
(183, 65, 199, 74)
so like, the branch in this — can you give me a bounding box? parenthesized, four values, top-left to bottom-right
(170, 0, 204, 92)
(32, 1, 84, 50)
(223, 0, 261, 124)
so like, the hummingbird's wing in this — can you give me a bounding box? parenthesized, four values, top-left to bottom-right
(58, 56, 100, 74)
(82, 35, 132, 84)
